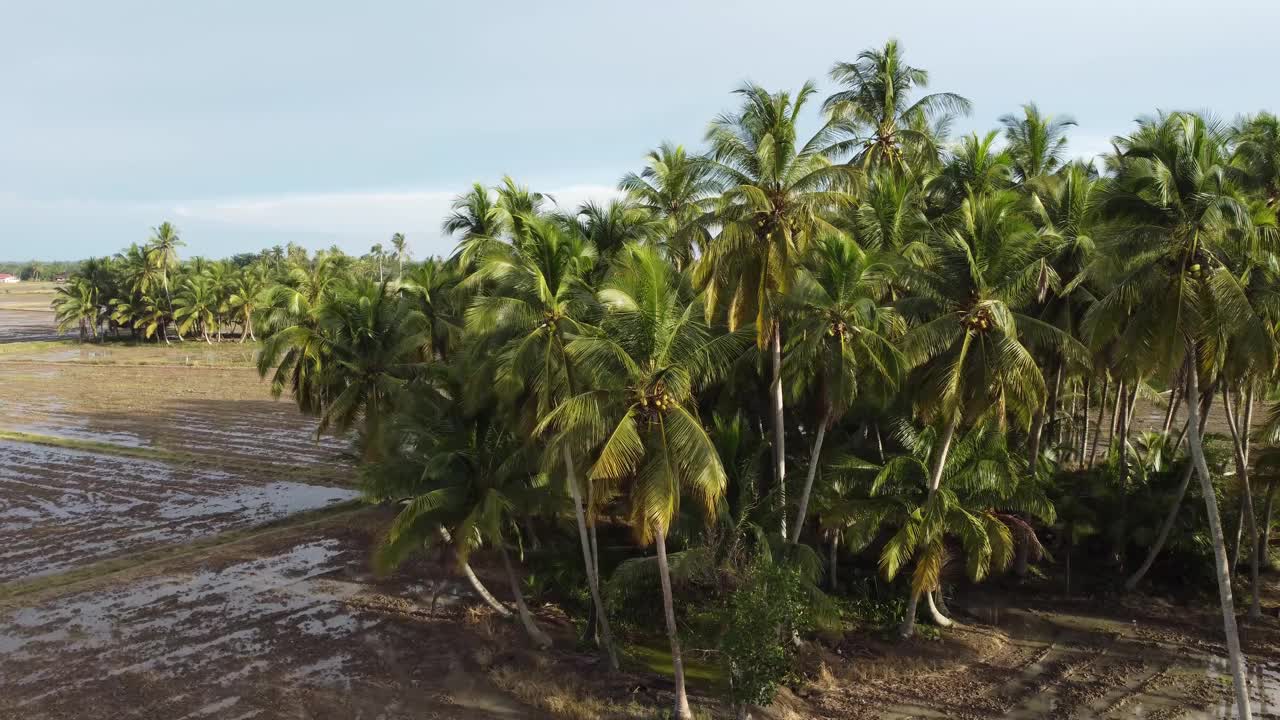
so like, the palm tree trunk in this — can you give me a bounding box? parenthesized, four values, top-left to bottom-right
(900, 417, 958, 639)
(926, 589, 955, 628)
(1088, 376, 1110, 468)
(563, 446, 619, 671)
(1028, 361, 1063, 467)
(829, 532, 839, 592)
(790, 407, 831, 543)
(1222, 386, 1262, 620)
(436, 526, 511, 618)
(498, 544, 552, 649)
(770, 322, 788, 539)
(1109, 382, 1126, 456)
(1161, 383, 1182, 436)
(1183, 346, 1253, 720)
(1125, 383, 1215, 590)
(654, 525, 693, 720)
(1079, 379, 1090, 468)
(1260, 481, 1276, 573)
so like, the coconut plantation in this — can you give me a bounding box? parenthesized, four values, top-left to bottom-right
(7, 24, 1280, 720)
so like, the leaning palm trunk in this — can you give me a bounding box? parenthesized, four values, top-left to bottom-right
(1079, 379, 1090, 468)
(1029, 361, 1063, 466)
(498, 544, 552, 649)
(770, 323, 788, 539)
(437, 526, 510, 618)
(563, 446, 620, 671)
(654, 525, 693, 720)
(790, 406, 832, 543)
(1222, 386, 1262, 620)
(1126, 385, 1213, 590)
(900, 418, 957, 639)
(926, 589, 956, 628)
(1183, 347, 1253, 720)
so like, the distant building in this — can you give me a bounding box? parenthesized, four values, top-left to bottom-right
(52, 273, 68, 283)
(0, 274, 18, 284)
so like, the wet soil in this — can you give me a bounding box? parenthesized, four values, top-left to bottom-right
(0, 439, 356, 582)
(0, 514, 551, 720)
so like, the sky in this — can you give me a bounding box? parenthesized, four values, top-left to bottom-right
(1, 0, 1277, 261)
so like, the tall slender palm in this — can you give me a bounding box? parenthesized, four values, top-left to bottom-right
(823, 40, 971, 174)
(390, 233, 409, 278)
(464, 213, 621, 670)
(370, 243, 385, 282)
(1000, 103, 1077, 186)
(619, 143, 717, 271)
(1090, 111, 1256, 720)
(540, 244, 740, 719)
(696, 82, 857, 537)
(783, 234, 904, 541)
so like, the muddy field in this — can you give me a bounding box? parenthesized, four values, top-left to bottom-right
(0, 361, 349, 470)
(0, 439, 355, 583)
(0, 513, 552, 720)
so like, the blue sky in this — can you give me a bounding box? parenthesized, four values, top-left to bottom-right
(1, 0, 1275, 261)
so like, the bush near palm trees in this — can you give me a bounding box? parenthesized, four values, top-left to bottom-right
(59, 43, 1280, 719)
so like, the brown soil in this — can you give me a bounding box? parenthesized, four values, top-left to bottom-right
(0, 510, 659, 720)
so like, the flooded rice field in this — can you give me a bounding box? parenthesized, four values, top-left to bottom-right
(0, 519, 540, 720)
(0, 309, 68, 343)
(0, 362, 350, 468)
(0, 439, 357, 582)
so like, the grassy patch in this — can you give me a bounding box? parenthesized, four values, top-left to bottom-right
(489, 664, 653, 720)
(0, 501, 368, 605)
(0, 429, 352, 485)
(625, 641, 729, 691)
(0, 339, 76, 356)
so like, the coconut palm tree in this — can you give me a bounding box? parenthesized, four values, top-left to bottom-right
(258, 280, 427, 457)
(823, 39, 971, 174)
(539, 244, 742, 719)
(399, 259, 462, 361)
(1233, 112, 1280, 210)
(783, 233, 904, 541)
(464, 213, 620, 670)
(52, 278, 100, 341)
(370, 243, 386, 283)
(173, 274, 220, 343)
(696, 81, 858, 537)
(835, 423, 1051, 633)
(1089, 111, 1257, 720)
(619, 143, 717, 271)
(391, 233, 410, 279)
(365, 371, 554, 649)
(227, 266, 267, 342)
(1000, 103, 1077, 186)
(565, 198, 661, 261)
(897, 187, 1078, 635)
